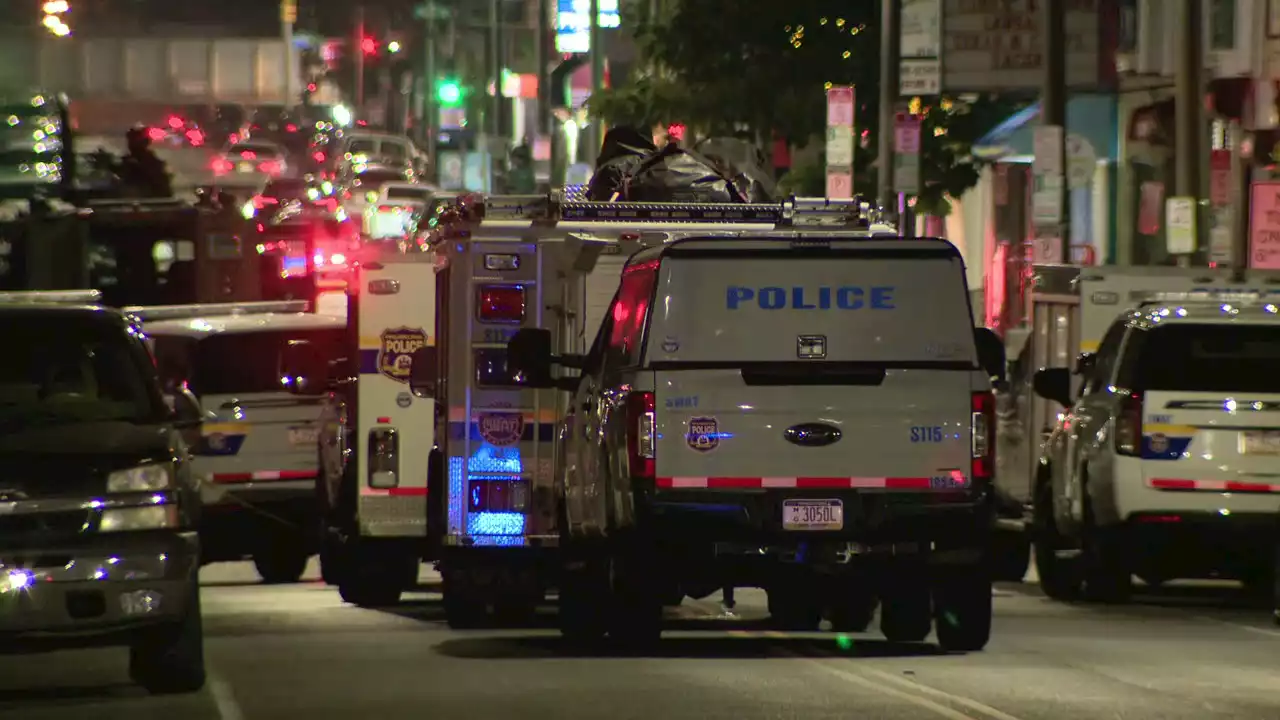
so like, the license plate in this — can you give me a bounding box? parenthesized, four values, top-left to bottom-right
(238, 162, 254, 172)
(782, 499, 843, 531)
(288, 427, 319, 446)
(1241, 431, 1280, 455)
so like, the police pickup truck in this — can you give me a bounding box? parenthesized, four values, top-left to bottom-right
(0, 291, 205, 693)
(509, 232, 1005, 651)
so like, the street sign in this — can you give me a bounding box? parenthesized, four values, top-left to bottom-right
(1032, 125, 1064, 226)
(893, 113, 922, 194)
(825, 86, 856, 199)
(826, 87, 855, 127)
(1209, 150, 1231, 206)
(1249, 182, 1280, 269)
(1165, 196, 1197, 255)
(281, 0, 297, 23)
(899, 0, 941, 97)
(1066, 134, 1097, 190)
(826, 171, 854, 200)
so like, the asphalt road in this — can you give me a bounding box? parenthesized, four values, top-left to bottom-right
(2, 562, 1280, 720)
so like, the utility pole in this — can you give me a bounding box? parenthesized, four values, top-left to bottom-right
(422, 0, 438, 176)
(537, 0, 555, 188)
(354, 4, 366, 114)
(1174, 0, 1204, 267)
(875, 0, 899, 218)
(281, 0, 297, 110)
(589, 0, 603, 164)
(1039, 0, 1070, 263)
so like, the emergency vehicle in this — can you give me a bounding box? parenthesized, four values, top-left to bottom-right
(133, 300, 345, 583)
(1015, 266, 1280, 601)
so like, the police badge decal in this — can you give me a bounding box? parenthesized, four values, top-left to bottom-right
(686, 416, 720, 452)
(378, 327, 427, 383)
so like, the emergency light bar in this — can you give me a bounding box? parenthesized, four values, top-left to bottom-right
(1129, 289, 1280, 306)
(123, 300, 311, 321)
(0, 289, 102, 305)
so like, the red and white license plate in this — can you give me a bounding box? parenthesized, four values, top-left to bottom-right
(782, 499, 843, 531)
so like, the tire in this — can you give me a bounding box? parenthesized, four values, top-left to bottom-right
(933, 563, 993, 653)
(991, 529, 1031, 582)
(559, 554, 609, 645)
(1033, 477, 1083, 600)
(607, 547, 663, 649)
(253, 545, 309, 584)
(879, 573, 932, 643)
(338, 548, 414, 608)
(1080, 482, 1131, 603)
(443, 589, 489, 628)
(129, 577, 206, 694)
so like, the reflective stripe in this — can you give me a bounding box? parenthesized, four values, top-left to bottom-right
(655, 477, 946, 489)
(211, 470, 316, 483)
(359, 487, 429, 497)
(1148, 478, 1280, 493)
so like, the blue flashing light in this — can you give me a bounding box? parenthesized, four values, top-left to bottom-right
(468, 445, 522, 475)
(467, 511, 526, 536)
(472, 534, 527, 547)
(448, 456, 465, 530)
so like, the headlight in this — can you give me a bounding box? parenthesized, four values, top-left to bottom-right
(106, 464, 172, 493)
(100, 506, 177, 533)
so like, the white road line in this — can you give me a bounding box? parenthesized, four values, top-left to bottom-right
(858, 666, 1027, 720)
(209, 673, 246, 720)
(799, 657, 981, 720)
(1192, 614, 1280, 639)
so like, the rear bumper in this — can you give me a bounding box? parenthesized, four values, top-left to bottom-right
(641, 487, 993, 548)
(0, 530, 198, 647)
(1121, 511, 1275, 579)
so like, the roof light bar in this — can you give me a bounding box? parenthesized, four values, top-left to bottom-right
(124, 300, 311, 321)
(0, 290, 102, 305)
(1134, 289, 1280, 306)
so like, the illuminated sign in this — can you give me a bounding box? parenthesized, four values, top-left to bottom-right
(555, 0, 620, 54)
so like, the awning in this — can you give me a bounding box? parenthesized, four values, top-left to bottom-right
(973, 94, 1117, 162)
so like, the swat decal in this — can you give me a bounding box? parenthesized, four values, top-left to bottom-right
(378, 327, 427, 383)
(478, 411, 524, 447)
(686, 416, 720, 452)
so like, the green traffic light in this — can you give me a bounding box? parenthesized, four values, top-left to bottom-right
(437, 80, 462, 106)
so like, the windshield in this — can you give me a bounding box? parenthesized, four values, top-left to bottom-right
(1132, 323, 1280, 393)
(0, 313, 157, 427)
(152, 328, 345, 396)
(385, 186, 431, 202)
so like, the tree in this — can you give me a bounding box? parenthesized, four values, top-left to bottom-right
(590, 0, 1029, 213)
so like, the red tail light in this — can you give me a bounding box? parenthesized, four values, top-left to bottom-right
(377, 204, 405, 214)
(971, 391, 995, 485)
(626, 391, 656, 479)
(286, 123, 298, 133)
(240, 151, 258, 160)
(477, 285, 526, 323)
(167, 115, 184, 129)
(211, 158, 234, 174)
(146, 127, 166, 142)
(313, 151, 325, 163)
(253, 196, 279, 210)
(259, 160, 283, 175)
(1115, 391, 1144, 456)
(185, 129, 204, 146)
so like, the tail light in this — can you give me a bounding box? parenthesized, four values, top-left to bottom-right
(185, 129, 204, 146)
(377, 204, 405, 214)
(211, 158, 233, 174)
(240, 151, 258, 160)
(146, 127, 166, 142)
(468, 480, 529, 512)
(253, 196, 279, 210)
(259, 160, 283, 175)
(971, 391, 995, 485)
(477, 285, 526, 323)
(626, 391, 656, 479)
(368, 427, 399, 488)
(1115, 391, 1144, 456)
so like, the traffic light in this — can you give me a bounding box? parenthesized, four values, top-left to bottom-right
(436, 79, 463, 107)
(360, 37, 377, 55)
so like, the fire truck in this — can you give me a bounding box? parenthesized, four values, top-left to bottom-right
(287, 191, 891, 621)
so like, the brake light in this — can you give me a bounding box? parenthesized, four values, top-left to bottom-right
(241, 151, 258, 160)
(971, 391, 995, 484)
(211, 158, 233, 174)
(253, 196, 279, 209)
(1115, 391, 1144, 456)
(259, 160, 283, 175)
(477, 285, 526, 323)
(626, 391, 656, 479)
(313, 151, 325, 163)
(167, 115, 183, 129)
(146, 127, 166, 142)
(286, 123, 298, 133)
(185, 129, 204, 146)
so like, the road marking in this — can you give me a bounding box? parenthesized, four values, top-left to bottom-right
(858, 667, 1026, 720)
(209, 673, 246, 720)
(799, 657, 982, 719)
(1192, 614, 1280, 639)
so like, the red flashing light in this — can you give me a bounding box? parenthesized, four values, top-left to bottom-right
(211, 158, 234, 174)
(477, 285, 526, 323)
(240, 151, 257, 160)
(167, 115, 184, 129)
(185, 129, 204, 146)
(361, 37, 377, 55)
(146, 127, 166, 142)
(667, 123, 686, 141)
(313, 151, 326, 163)
(286, 123, 298, 133)
(626, 391, 656, 479)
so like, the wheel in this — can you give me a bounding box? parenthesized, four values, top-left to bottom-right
(879, 572, 932, 643)
(338, 547, 414, 608)
(129, 577, 206, 694)
(933, 562, 993, 653)
(606, 546, 663, 649)
(319, 532, 343, 586)
(827, 586, 877, 633)
(253, 545, 309, 584)
(1080, 480, 1131, 603)
(443, 589, 489, 628)
(991, 528, 1031, 582)
(558, 552, 609, 645)
(1033, 476, 1083, 600)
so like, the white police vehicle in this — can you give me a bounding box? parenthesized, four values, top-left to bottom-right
(138, 301, 345, 583)
(1033, 287, 1280, 600)
(508, 229, 1005, 650)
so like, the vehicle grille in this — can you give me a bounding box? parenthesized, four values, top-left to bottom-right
(0, 511, 94, 546)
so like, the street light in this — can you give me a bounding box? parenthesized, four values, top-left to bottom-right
(42, 0, 71, 37)
(387, 41, 401, 54)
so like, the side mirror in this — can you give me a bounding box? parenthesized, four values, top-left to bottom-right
(164, 388, 204, 431)
(507, 328, 555, 388)
(973, 328, 1007, 384)
(1074, 352, 1096, 376)
(409, 346, 438, 397)
(1032, 367, 1073, 407)
(281, 339, 329, 394)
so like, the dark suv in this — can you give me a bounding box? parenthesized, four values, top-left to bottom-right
(0, 295, 205, 693)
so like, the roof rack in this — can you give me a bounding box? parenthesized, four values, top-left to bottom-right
(124, 300, 311, 321)
(1133, 289, 1280, 306)
(469, 190, 877, 227)
(0, 290, 102, 305)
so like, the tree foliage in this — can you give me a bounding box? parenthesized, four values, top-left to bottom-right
(590, 1, 1029, 213)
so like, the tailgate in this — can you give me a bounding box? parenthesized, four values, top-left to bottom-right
(200, 391, 322, 485)
(654, 367, 973, 491)
(1144, 390, 1280, 493)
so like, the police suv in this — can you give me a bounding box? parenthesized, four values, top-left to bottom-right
(509, 229, 1005, 650)
(0, 290, 205, 693)
(1033, 289, 1280, 600)
(140, 300, 345, 583)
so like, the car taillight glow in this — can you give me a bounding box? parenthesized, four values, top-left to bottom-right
(241, 151, 257, 160)
(477, 285, 526, 323)
(185, 129, 204, 146)
(1115, 391, 1144, 456)
(259, 160, 283, 175)
(971, 391, 995, 484)
(626, 391, 656, 479)
(146, 127, 166, 141)
(211, 158, 234, 174)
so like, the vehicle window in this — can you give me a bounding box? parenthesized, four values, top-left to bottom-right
(1086, 321, 1127, 393)
(605, 260, 659, 370)
(347, 139, 377, 155)
(379, 142, 409, 160)
(0, 315, 157, 425)
(385, 187, 431, 202)
(263, 180, 309, 199)
(582, 296, 614, 375)
(229, 144, 279, 157)
(154, 329, 344, 396)
(1129, 324, 1280, 393)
